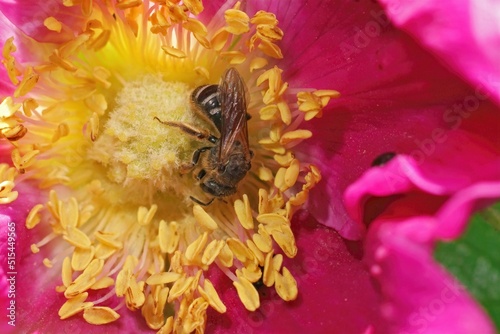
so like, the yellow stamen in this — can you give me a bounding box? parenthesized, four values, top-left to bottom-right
(233, 274, 260, 311)
(58, 292, 93, 320)
(274, 266, 298, 301)
(83, 306, 121, 324)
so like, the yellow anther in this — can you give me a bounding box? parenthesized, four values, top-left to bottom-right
(184, 297, 209, 333)
(137, 204, 158, 226)
(182, 18, 207, 36)
(270, 224, 297, 258)
(224, 8, 250, 35)
(91, 277, 115, 290)
(220, 51, 246, 65)
(233, 274, 260, 311)
(51, 122, 69, 143)
(257, 213, 289, 227)
(60, 197, 79, 229)
(257, 67, 288, 105)
(253, 224, 273, 253)
(234, 194, 254, 229)
(158, 316, 174, 334)
(274, 151, 295, 166)
(14, 66, 39, 97)
(21, 98, 37, 117)
(259, 138, 286, 154)
(11, 148, 40, 172)
(277, 100, 291, 125)
(185, 232, 209, 263)
(61, 256, 73, 287)
(71, 246, 95, 271)
(81, 0, 93, 16)
(201, 239, 225, 265)
(30, 244, 40, 253)
(84, 93, 107, 115)
(273, 254, 283, 272)
(116, 0, 142, 9)
(194, 66, 210, 80)
(88, 112, 99, 141)
(258, 39, 283, 59)
(159, 220, 180, 253)
(0, 96, 21, 118)
(142, 290, 168, 330)
(95, 231, 123, 249)
(87, 30, 111, 51)
(146, 272, 181, 285)
(274, 267, 298, 301)
(211, 28, 230, 51)
(280, 129, 312, 145)
(184, 0, 204, 15)
(289, 190, 309, 206)
(246, 239, 265, 266)
(2, 37, 20, 85)
(227, 238, 254, 264)
(257, 25, 284, 42)
(304, 164, 322, 189)
(262, 251, 275, 287)
(43, 258, 53, 268)
(44, 17, 63, 32)
(258, 166, 274, 181)
(63, 226, 92, 249)
(198, 279, 227, 313)
(241, 262, 262, 283)
(168, 274, 195, 302)
(258, 189, 270, 214)
(1, 124, 27, 141)
(161, 45, 187, 58)
(285, 159, 300, 188)
(259, 104, 279, 121)
(58, 292, 93, 320)
(125, 278, 146, 310)
(65, 270, 97, 298)
(218, 243, 234, 267)
(297, 90, 340, 120)
(83, 306, 120, 324)
(269, 124, 282, 142)
(274, 167, 286, 191)
(250, 57, 268, 72)
(250, 11, 279, 26)
(25, 204, 43, 229)
(193, 205, 219, 231)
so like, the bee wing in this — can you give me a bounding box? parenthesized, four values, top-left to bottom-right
(218, 68, 251, 161)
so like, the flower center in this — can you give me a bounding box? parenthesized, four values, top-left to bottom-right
(0, 1, 340, 332)
(88, 76, 202, 203)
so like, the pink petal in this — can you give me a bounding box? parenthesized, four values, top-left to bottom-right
(366, 215, 496, 334)
(0, 0, 84, 44)
(378, 0, 500, 105)
(344, 132, 500, 333)
(206, 213, 383, 334)
(256, 0, 498, 240)
(344, 130, 500, 229)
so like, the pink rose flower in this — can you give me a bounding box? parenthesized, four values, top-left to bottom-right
(0, 0, 498, 333)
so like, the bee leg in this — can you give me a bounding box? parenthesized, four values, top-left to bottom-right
(154, 117, 218, 143)
(180, 146, 211, 173)
(190, 196, 214, 206)
(196, 169, 207, 180)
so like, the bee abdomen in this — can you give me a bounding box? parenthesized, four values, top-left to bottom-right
(192, 84, 222, 122)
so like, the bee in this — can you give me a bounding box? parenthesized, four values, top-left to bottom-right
(155, 68, 252, 205)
